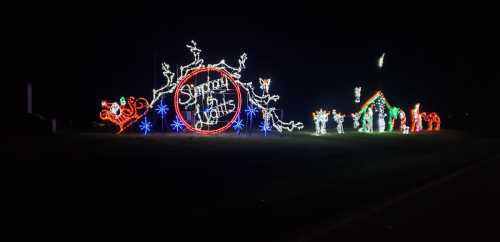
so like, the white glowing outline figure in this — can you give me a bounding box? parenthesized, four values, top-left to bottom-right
(363, 106, 374, 133)
(150, 40, 303, 133)
(313, 109, 330, 135)
(332, 109, 345, 134)
(377, 111, 387, 133)
(354, 87, 361, 103)
(351, 112, 361, 129)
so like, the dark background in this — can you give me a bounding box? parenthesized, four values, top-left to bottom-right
(8, 2, 500, 132)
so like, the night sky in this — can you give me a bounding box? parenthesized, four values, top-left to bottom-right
(11, 3, 499, 130)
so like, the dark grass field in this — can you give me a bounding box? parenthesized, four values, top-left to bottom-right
(9, 130, 500, 241)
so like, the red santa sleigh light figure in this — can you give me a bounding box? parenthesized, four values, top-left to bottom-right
(99, 96, 149, 134)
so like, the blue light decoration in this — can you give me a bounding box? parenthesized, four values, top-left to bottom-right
(259, 121, 272, 136)
(155, 99, 169, 119)
(245, 104, 258, 119)
(170, 115, 184, 133)
(244, 104, 258, 133)
(139, 117, 152, 135)
(232, 116, 245, 134)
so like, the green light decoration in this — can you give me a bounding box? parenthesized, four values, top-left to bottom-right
(119, 96, 126, 106)
(387, 106, 400, 132)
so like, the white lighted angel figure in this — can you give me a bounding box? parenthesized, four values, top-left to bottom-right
(351, 112, 360, 129)
(365, 105, 374, 133)
(332, 109, 345, 134)
(377, 111, 387, 132)
(259, 78, 271, 95)
(313, 109, 330, 135)
(354, 86, 362, 103)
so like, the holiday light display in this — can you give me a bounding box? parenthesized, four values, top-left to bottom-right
(410, 103, 423, 133)
(332, 109, 345, 134)
(139, 117, 152, 135)
(97, 41, 445, 137)
(351, 112, 361, 129)
(354, 87, 362, 103)
(312, 109, 330, 135)
(99, 96, 149, 134)
(147, 40, 302, 135)
(422, 112, 441, 131)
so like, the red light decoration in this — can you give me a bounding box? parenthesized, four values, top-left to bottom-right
(173, 67, 242, 135)
(423, 112, 441, 131)
(410, 103, 423, 133)
(99, 96, 149, 134)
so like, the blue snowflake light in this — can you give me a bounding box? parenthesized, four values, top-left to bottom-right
(139, 117, 152, 135)
(259, 121, 272, 136)
(155, 99, 169, 119)
(244, 104, 258, 119)
(170, 116, 184, 133)
(232, 116, 245, 134)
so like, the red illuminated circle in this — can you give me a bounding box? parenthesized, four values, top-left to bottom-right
(173, 67, 242, 135)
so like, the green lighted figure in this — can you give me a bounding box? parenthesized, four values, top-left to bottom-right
(120, 96, 127, 106)
(387, 106, 400, 132)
